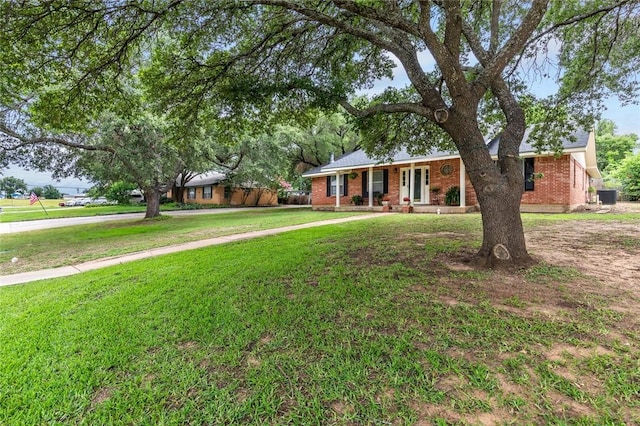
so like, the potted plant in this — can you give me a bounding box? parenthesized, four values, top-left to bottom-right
(381, 195, 391, 212)
(348, 172, 358, 179)
(588, 186, 596, 203)
(351, 195, 363, 206)
(444, 186, 460, 206)
(430, 186, 441, 205)
(402, 196, 413, 213)
(376, 193, 384, 206)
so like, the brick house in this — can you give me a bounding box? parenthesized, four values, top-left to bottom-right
(302, 129, 601, 213)
(167, 172, 278, 206)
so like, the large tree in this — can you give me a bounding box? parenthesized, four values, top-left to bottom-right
(275, 112, 362, 171)
(596, 118, 638, 174)
(77, 112, 184, 218)
(0, 176, 27, 198)
(2, 1, 638, 267)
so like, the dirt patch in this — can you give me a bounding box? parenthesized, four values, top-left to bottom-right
(525, 216, 640, 331)
(90, 386, 114, 408)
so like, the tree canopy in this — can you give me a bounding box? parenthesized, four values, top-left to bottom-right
(0, 176, 27, 198)
(2, 1, 638, 267)
(596, 118, 638, 174)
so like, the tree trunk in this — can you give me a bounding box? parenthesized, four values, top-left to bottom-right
(143, 188, 161, 219)
(472, 180, 535, 269)
(172, 183, 184, 203)
(446, 116, 535, 269)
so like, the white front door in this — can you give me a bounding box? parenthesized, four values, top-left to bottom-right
(401, 167, 430, 204)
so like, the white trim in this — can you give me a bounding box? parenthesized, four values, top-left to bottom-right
(401, 165, 430, 204)
(335, 171, 340, 207)
(368, 166, 374, 207)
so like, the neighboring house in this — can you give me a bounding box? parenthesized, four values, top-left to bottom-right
(302, 129, 601, 213)
(168, 172, 278, 206)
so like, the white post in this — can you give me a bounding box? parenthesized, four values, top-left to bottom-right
(459, 158, 466, 207)
(409, 163, 415, 203)
(368, 166, 374, 207)
(335, 172, 340, 207)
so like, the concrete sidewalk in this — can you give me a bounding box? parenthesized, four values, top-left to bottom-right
(1, 214, 380, 287)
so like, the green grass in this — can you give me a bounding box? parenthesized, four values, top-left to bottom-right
(1, 208, 364, 274)
(0, 203, 148, 222)
(1, 214, 638, 424)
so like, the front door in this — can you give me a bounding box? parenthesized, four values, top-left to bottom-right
(401, 167, 430, 204)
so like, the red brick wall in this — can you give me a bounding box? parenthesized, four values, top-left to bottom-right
(311, 168, 399, 206)
(312, 155, 584, 208)
(569, 156, 589, 206)
(175, 186, 278, 206)
(521, 154, 579, 205)
(311, 161, 478, 206)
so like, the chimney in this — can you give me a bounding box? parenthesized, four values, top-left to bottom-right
(329, 152, 335, 163)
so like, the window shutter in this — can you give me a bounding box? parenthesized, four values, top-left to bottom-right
(342, 175, 348, 196)
(326, 176, 331, 196)
(524, 158, 535, 191)
(383, 169, 389, 193)
(362, 171, 368, 197)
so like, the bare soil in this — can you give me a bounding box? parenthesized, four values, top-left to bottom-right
(526, 202, 640, 321)
(410, 203, 640, 424)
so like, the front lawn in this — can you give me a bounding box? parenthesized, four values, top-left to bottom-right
(0, 202, 148, 222)
(1, 214, 638, 424)
(1, 208, 364, 274)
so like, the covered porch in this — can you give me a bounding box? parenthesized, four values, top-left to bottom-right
(326, 157, 473, 211)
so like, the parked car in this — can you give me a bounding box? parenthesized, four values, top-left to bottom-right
(63, 199, 78, 207)
(85, 197, 108, 205)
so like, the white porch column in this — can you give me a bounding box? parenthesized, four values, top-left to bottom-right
(335, 171, 340, 207)
(409, 163, 415, 204)
(368, 166, 374, 207)
(459, 158, 466, 207)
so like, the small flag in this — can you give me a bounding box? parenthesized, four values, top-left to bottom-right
(29, 191, 39, 205)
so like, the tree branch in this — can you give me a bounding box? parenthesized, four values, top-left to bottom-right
(526, 0, 633, 49)
(475, 0, 548, 88)
(489, 0, 502, 54)
(338, 99, 430, 118)
(0, 123, 112, 153)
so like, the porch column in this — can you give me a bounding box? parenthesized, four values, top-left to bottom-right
(335, 171, 340, 207)
(459, 158, 466, 207)
(368, 166, 374, 207)
(409, 163, 415, 204)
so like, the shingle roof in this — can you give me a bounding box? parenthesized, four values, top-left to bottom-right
(303, 129, 592, 177)
(485, 128, 590, 156)
(183, 172, 227, 187)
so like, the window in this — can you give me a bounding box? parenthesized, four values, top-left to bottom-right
(187, 187, 196, 199)
(203, 185, 212, 199)
(372, 170, 384, 194)
(326, 175, 348, 196)
(362, 170, 389, 196)
(524, 158, 535, 191)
